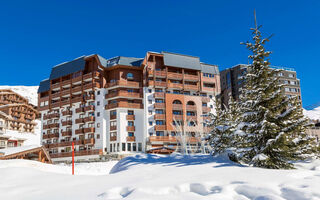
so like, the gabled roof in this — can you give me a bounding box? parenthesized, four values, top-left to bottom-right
(38, 79, 50, 93)
(200, 63, 220, 74)
(162, 51, 201, 70)
(49, 56, 86, 80)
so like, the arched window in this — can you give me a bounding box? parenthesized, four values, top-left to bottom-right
(173, 100, 182, 104)
(186, 101, 195, 105)
(127, 73, 134, 80)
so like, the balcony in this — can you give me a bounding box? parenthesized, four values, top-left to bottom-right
(154, 114, 165, 120)
(61, 89, 70, 96)
(84, 116, 95, 123)
(42, 134, 49, 139)
(110, 136, 117, 141)
(168, 83, 183, 89)
(71, 96, 82, 103)
(126, 126, 135, 132)
(51, 92, 60, 99)
(110, 115, 117, 120)
(202, 86, 215, 92)
(72, 75, 82, 83)
(105, 91, 142, 99)
(83, 82, 100, 90)
(107, 80, 141, 88)
(201, 97, 210, 103)
(184, 84, 199, 91)
(154, 92, 165, 98)
(49, 123, 59, 128)
(172, 104, 183, 110)
(168, 72, 183, 80)
(126, 115, 135, 120)
(84, 105, 95, 112)
(61, 99, 70, 106)
(126, 136, 136, 142)
(186, 105, 197, 111)
(202, 76, 215, 83)
(61, 79, 71, 87)
(75, 118, 85, 124)
(50, 149, 101, 158)
(62, 120, 72, 126)
(184, 74, 199, 81)
(84, 127, 95, 133)
(202, 107, 211, 112)
(62, 110, 72, 116)
(75, 128, 85, 135)
(48, 132, 59, 138)
(149, 136, 177, 143)
(154, 70, 166, 77)
(61, 130, 72, 137)
(51, 102, 60, 108)
(84, 138, 95, 145)
(105, 102, 143, 109)
(72, 85, 82, 93)
(51, 82, 60, 89)
(154, 81, 167, 87)
(110, 126, 117, 131)
(172, 115, 183, 120)
(154, 103, 165, 109)
(85, 95, 95, 101)
(154, 125, 166, 131)
(186, 115, 197, 121)
(75, 107, 85, 113)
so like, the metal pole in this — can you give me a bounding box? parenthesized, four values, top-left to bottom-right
(72, 141, 74, 175)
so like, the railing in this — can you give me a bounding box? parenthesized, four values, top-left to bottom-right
(62, 110, 72, 116)
(126, 115, 135, 120)
(62, 120, 72, 126)
(168, 83, 183, 89)
(110, 115, 117, 120)
(186, 105, 197, 110)
(105, 102, 143, 109)
(61, 130, 72, 136)
(154, 114, 165, 120)
(126, 126, 135, 132)
(75, 118, 85, 124)
(126, 136, 136, 142)
(110, 126, 117, 131)
(84, 127, 95, 133)
(154, 103, 165, 109)
(110, 136, 117, 141)
(107, 80, 141, 88)
(50, 149, 102, 158)
(184, 84, 198, 91)
(154, 92, 165, 98)
(172, 104, 183, 110)
(105, 91, 142, 99)
(154, 125, 166, 131)
(184, 74, 199, 81)
(168, 72, 183, 79)
(84, 138, 95, 145)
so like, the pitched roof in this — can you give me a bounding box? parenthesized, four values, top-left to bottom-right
(162, 51, 201, 70)
(200, 63, 220, 74)
(106, 56, 143, 68)
(37, 79, 50, 93)
(49, 56, 86, 80)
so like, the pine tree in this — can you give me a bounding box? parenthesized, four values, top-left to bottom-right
(233, 12, 318, 169)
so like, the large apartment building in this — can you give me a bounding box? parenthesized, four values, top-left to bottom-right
(0, 89, 39, 133)
(38, 51, 220, 162)
(220, 64, 302, 107)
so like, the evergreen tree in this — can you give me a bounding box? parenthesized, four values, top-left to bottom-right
(233, 12, 318, 169)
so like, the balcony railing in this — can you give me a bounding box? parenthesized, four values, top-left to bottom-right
(62, 120, 72, 126)
(110, 136, 117, 141)
(75, 118, 85, 124)
(202, 107, 211, 112)
(154, 81, 167, 87)
(110, 126, 117, 131)
(184, 84, 199, 91)
(201, 97, 210, 103)
(110, 115, 116, 120)
(61, 130, 72, 137)
(84, 127, 95, 133)
(75, 128, 85, 135)
(184, 74, 199, 81)
(168, 83, 183, 89)
(84, 138, 95, 145)
(105, 102, 143, 109)
(50, 149, 102, 158)
(172, 104, 183, 110)
(126, 126, 135, 132)
(105, 91, 142, 99)
(186, 105, 197, 110)
(154, 125, 166, 131)
(84, 116, 95, 123)
(168, 72, 183, 79)
(126, 115, 135, 120)
(126, 136, 136, 142)
(154, 114, 165, 120)
(62, 110, 72, 116)
(107, 80, 141, 88)
(154, 103, 165, 109)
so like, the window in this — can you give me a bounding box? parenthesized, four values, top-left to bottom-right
(97, 112, 100, 117)
(279, 72, 284, 77)
(127, 89, 134, 93)
(187, 111, 196, 116)
(110, 110, 116, 116)
(128, 121, 134, 126)
(97, 123, 100, 128)
(96, 134, 100, 139)
(127, 143, 131, 151)
(155, 109, 164, 114)
(155, 99, 164, 103)
(148, 110, 153, 115)
(148, 100, 152, 104)
(187, 101, 195, 105)
(173, 100, 182, 104)
(156, 120, 164, 125)
(156, 131, 164, 136)
(97, 101, 100, 106)
(173, 110, 182, 115)
(110, 144, 113, 152)
(128, 132, 134, 137)
(127, 73, 134, 80)
(138, 143, 142, 151)
(110, 121, 117, 127)
(288, 73, 294, 78)
(133, 143, 137, 151)
(128, 110, 134, 115)
(149, 121, 153, 126)
(148, 89, 152, 93)
(122, 143, 126, 151)
(97, 91, 100, 95)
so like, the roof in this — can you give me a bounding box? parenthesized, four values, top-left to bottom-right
(200, 63, 219, 74)
(38, 79, 50, 93)
(0, 145, 40, 156)
(49, 56, 86, 80)
(162, 51, 201, 70)
(106, 56, 143, 68)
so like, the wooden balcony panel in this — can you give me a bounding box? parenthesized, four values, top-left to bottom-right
(148, 80, 155, 87)
(48, 133, 59, 138)
(110, 126, 117, 131)
(184, 84, 199, 91)
(42, 134, 49, 139)
(51, 92, 60, 99)
(154, 71, 167, 77)
(172, 104, 183, 110)
(76, 107, 85, 113)
(149, 136, 177, 143)
(39, 105, 49, 111)
(62, 120, 72, 126)
(72, 76, 82, 83)
(84, 127, 95, 133)
(83, 82, 99, 90)
(126, 136, 136, 142)
(39, 96, 49, 102)
(110, 136, 117, 141)
(154, 103, 165, 109)
(106, 102, 143, 109)
(50, 113, 60, 119)
(154, 125, 166, 131)
(49, 123, 59, 128)
(202, 77, 215, 83)
(84, 138, 95, 145)
(51, 83, 60, 89)
(184, 74, 199, 81)
(85, 95, 95, 101)
(84, 105, 95, 112)
(186, 115, 197, 121)
(186, 105, 197, 111)
(61, 100, 70, 106)
(72, 86, 82, 93)
(61, 130, 72, 137)
(154, 92, 165, 98)
(61, 79, 71, 86)
(126, 126, 135, 132)
(202, 107, 211, 112)
(154, 114, 166, 120)
(72, 97, 82, 103)
(75, 118, 85, 124)
(61, 89, 70, 96)
(126, 115, 135, 120)
(110, 115, 117, 120)
(202, 87, 215, 92)
(62, 110, 72, 116)
(51, 102, 60, 108)
(201, 97, 210, 103)
(172, 115, 183, 120)
(84, 116, 95, 123)
(107, 80, 141, 88)
(168, 83, 183, 89)
(154, 81, 167, 87)
(83, 73, 93, 80)
(168, 72, 183, 79)
(75, 128, 85, 135)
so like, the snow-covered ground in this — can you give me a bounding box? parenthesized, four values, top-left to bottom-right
(0, 154, 319, 200)
(304, 106, 320, 121)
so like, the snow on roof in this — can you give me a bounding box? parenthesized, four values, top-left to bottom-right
(0, 145, 41, 156)
(304, 106, 320, 120)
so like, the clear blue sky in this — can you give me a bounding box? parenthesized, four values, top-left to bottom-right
(0, 0, 319, 108)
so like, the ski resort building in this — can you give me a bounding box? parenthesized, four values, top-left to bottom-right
(0, 89, 39, 133)
(38, 52, 220, 161)
(220, 64, 302, 107)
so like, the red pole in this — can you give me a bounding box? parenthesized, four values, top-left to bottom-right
(72, 141, 74, 175)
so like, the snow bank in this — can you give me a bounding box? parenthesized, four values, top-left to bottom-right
(304, 106, 320, 120)
(0, 154, 319, 200)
